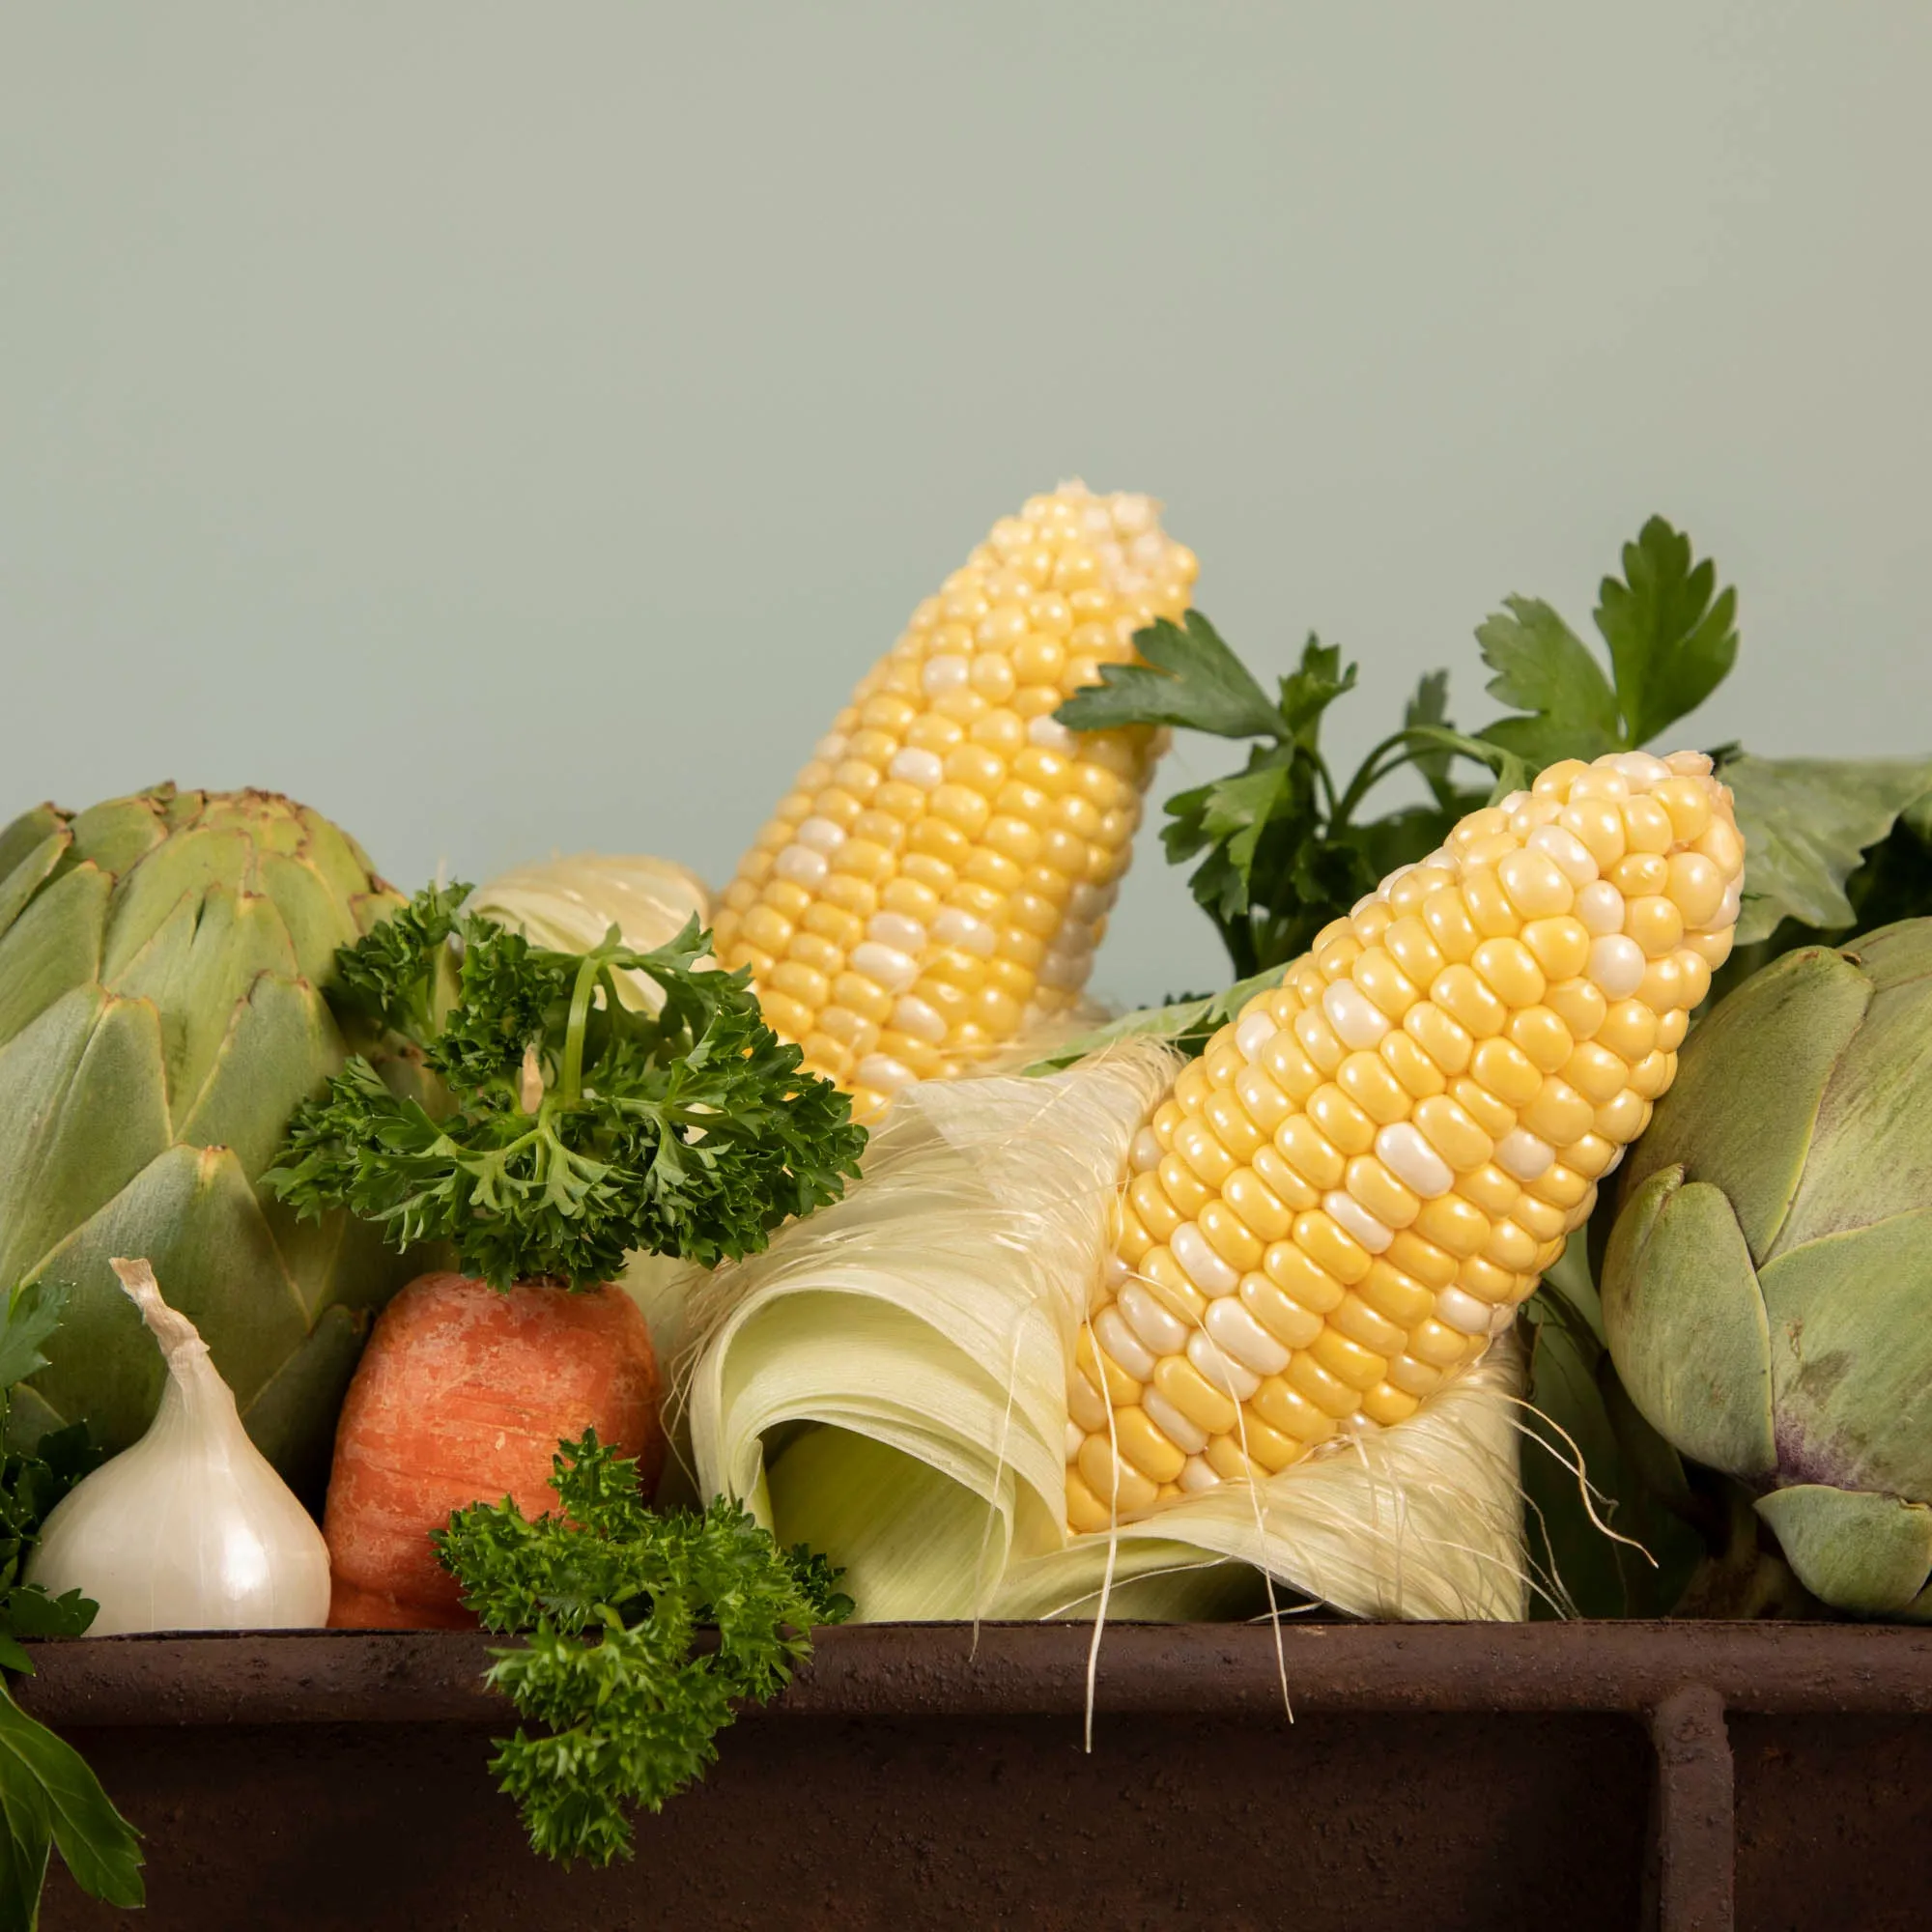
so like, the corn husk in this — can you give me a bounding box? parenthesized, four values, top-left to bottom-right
(468, 852, 712, 1010)
(680, 1041, 1531, 1623)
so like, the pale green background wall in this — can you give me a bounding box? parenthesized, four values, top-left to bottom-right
(5, 3, 1928, 1008)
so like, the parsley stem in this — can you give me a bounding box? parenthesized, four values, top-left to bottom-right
(561, 951, 606, 1106)
(1332, 728, 1428, 829)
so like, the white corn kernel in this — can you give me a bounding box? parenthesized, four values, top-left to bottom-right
(1609, 752, 1671, 787)
(1179, 1455, 1221, 1492)
(931, 908, 996, 956)
(855, 1052, 916, 1094)
(849, 941, 920, 992)
(1095, 1308, 1157, 1381)
(1235, 1012, 1277, 1063)
(1323, 980, 1390, 1048)
(1186, 1329, 1261, 1400)
(1144, 1389, 1209, 1456)
(1577, 881, 1626, 934)
(1436, 1287, 1493, 1335)
(1129, 1128, 1164, 1174)
(867, 912, 926, 953)
(1205, 1297, 1292, 1377)
(1120, 1280, 1191, 1356)
(892, 995, 947, 1044)
(1376, 1122, 1454, 1198)
(773, 845, 830, 889)
(796, 816, 848, 854)
(1494, 1128, 1555, 1180)
(1323, 1191, 1394, 1255)
(889, 747, 945, 789)
(1171, 1222, 1240, 1296)
(1027, 715, 1075, 752)
(922, 654, 971, 696)
(1527, 824, 1600, 886)
(1065, 1420, 1087, 1462)
(1588, 933, 1647, 1000)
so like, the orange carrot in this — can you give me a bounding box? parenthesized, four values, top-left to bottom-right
(324, 1272, 665, 1629)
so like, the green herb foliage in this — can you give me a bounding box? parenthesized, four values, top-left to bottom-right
(267, 898, 867, 1288)
(0, 1282, 143, 1927)
(1058, 518, 1745, 980)
(434, 1431, 851, 1866)
(1060, 613, 1511, 977)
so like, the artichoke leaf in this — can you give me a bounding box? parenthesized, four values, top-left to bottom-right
(105, 886, 298, 1133)
(65, 793, 168, 882)
(0, 988, 172, 1293)
(0, 831, 70, 945)
(1726, 753, 1932, 946)
(99, 824, 260, 983)
(239, 1301, 371, 1512)
(1601, 1168, 1777, 1482)
(1756, 1208, 1932, 1500)
(1623, 942, 1870, 1262)
(1773, 925, 1932, 1252)
(0, 805, 67, 886)
(256, 848, 365, 988)
(177, 973, 341, 1180)
(0, 864, 109, 1051)
(1754, 1485, 1932, 1619)
(21, 1143, 311, 1455)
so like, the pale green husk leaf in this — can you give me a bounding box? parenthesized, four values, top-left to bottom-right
(680, 1043, 1528, 1624)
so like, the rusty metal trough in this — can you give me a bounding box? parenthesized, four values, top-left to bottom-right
(23, 1621, 1932, 1931)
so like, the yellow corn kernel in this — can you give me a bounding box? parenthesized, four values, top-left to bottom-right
(1112, 1406, 1187, 1485)
(1522, 914, 1591, 982)
(1241, 1274, 1324, 1350)
(1327, 1292, 1406, 1358)
(1077, 1435, 1159, 1514)
(728, 485, 1196, 1124)
(1066, 753, 1745, 1530)
(1361, 1381, 1422, 1426)
(1153, 1354, 1238, 1436)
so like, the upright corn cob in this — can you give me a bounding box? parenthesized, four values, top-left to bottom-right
(1065, 750, 1747, 1532)
(712, 483, 1198, 1122)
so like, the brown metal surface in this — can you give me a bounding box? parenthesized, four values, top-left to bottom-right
(1646, 1685, 1735, 1932)
(18, 1622, 1932, 1932)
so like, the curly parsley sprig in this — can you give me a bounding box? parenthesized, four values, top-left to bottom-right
(265, 898, 867, 1286)
(434, 1430, 851, 1866)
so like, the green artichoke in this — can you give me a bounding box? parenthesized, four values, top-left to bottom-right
(0, 784, 423, 1499)
(1603, 919, 1932, 1619)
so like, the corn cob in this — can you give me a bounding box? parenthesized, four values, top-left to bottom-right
(1065, 750, 1747, 1532)
(712, 483, 1198, 1122)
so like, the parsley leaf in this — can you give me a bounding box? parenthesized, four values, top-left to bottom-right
(1476, 516, 1737, 759)
(1058, 611, 1281, 739)
(0, 1284, 143, 1923)
(327, 877, 469, 1046)
(1070, 516, 1754, 987)
(1595, 516, 1739, 748)
(434, 1430, 851, 1866)
(267, 905, 867, 1287)
(1062, 630, 1497, 978)
(1474, 597, 1622, 766)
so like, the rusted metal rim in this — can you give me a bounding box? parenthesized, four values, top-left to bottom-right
(18, 1619, 1932, 1729)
